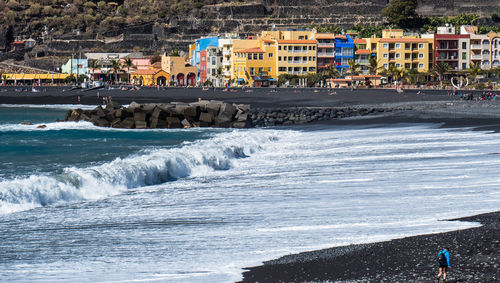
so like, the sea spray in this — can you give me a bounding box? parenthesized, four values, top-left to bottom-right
(0, 129, 283, 214)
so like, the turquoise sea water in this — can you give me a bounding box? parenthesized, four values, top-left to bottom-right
(0, 106, 499, 282)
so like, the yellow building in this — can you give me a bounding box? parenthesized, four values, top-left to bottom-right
(261, 30, 315, 41)
(161, 55, 198, 86)
(232, 38, 277, 86)
(367, 29, 433, 73)
(131, 69, 169, 86)
(276, 39, 318, 76)
(487, 32, 500, 69)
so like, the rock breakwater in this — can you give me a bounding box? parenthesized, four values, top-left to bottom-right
(65, 101, 397, 129)
(65, 100, 252, 129)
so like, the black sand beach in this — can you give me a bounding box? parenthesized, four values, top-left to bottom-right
(240, 211, 499, 283)
(1, 86, 499, 282)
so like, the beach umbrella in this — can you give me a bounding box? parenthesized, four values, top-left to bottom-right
(14, 74, 16, 85)
(38, 74, 41, 85)
(51, 74, 54, 84)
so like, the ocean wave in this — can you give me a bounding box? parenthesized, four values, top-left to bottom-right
(0, 130, 281, 214)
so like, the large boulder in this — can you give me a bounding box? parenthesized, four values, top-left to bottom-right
(133, 112, 146, 122)
(66, 109, 83, 121)
(218, 103, 236, 122)
(199, 112, 214, 123)
(206, 101, 222, 115)
(117, 117, 135, 129)
(166, 117, 182, 128)
(183, 105, 199, 118)
(105, 101, 121, 110)
(128, 101, 141, 112)
(135, 121, 148, 129)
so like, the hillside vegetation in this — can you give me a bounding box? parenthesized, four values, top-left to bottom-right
(0, 0, 245, 38)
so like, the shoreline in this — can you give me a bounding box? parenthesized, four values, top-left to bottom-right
(240, 211, 500, 283)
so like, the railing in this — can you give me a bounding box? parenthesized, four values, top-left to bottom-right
(222, 61, 231, 66)
(222, 50, 231, 56)
(317, 43, 335, 48)
(471, 54, 482, 60)
(317, 52, 334, 57)
(357, 59, 369, 64)
(470, 44, 482, 49)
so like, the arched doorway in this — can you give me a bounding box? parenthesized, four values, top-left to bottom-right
(187, 73, 196, 86)
(176, 73, 185, 85)
(157, 76, 167, 86)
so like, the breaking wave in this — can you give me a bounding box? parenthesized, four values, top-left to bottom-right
(0, 130, 282, 214)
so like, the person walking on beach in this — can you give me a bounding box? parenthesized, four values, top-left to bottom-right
(436, 247, 450, 283)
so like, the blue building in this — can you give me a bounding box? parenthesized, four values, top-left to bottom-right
(334, 35, 354, 73)
(192, 36, 219, 82)
(61, 58, 88, 76)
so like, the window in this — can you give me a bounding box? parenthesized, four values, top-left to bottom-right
(248, 54, 251, 59)
(211, 57, 216, 65)
(383, 63, 388, 68)
(462, 52, 466, 60)
(312, 46, 316, 50)
(269, 53, 273, 58)
(284, 46, 287, 50)
(396, 63, 401, 68)
(462, 42, 467, 49)
(395, 43, 401, 49)
(278, 46, 282, 50)
(418, 53, 424, 59)
(258, 67, 264, 74)
(383, 43, 389, 49)
(309, 67, 316, 72)
(279, 67, 286, 72)
(283, 56, 287, 61)
(303, 56, 307, 62)
(462, 63, 467, 69)
(250, 67, 255, 75)
(302, 67, 307, 72)
(418, 63, 424, 69)
(268, 67, 272, 72)
(312, 57, 315, 61)
(259, 53, 263, 60)
(253, 54, 258, 60)
(308, 46, 312, 50)
(396, 53, 401, 59)
(278, 56, 282, 61)
(383, 53, 388, 58)
(418, 43, 424, 49)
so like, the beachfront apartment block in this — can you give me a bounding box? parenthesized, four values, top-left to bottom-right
(333, 35, 355, 73)
(276, 40, 318, 76)
(232, 37, 277, 87)
(61, 58, 88, 76)
(200, 46, 223, 86)
(354, 39, 371, 74)
(314, 34, 335, 73)
(366, 29, 433, 73)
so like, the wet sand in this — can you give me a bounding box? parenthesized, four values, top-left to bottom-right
(240, 211, 499, 283)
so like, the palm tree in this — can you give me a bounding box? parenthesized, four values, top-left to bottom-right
(122, 58, 135, 84)
(432, 62, 449, 89)
(88, 59, 98, 81)
(216, 66, 223, 87)
(368, 55, 380, 75)
(347, 59, 360, 76)
(110, 60, 122, 83)
(323, 64, 340, 79)
(467, 62, 481, 83)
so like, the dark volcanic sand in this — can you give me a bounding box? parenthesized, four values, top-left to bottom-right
(240, 211, 499, 283)
(0, 86, 473, 108)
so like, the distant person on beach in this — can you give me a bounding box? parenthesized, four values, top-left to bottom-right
(436, 247, 450, 283)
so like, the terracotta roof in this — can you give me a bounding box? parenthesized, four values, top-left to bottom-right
(260, 38, 275, 43)
(354, 39, 366, 44)
(355, 49, 371, 54)
(351, 75, 381, 79)
(132, 69, 157, 75)
(379, 38, 428, 43)
(152, 62, 161, 68)
(335, 35, 347, 39)
(12, 41, 25, 44)
(238, 47, 264, 53)
(277, 40, 317, 44)
(315, 34, 335, 40)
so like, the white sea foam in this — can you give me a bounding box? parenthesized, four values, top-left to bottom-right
(0, 104, 98, 110)
(0, 130, 281, 214)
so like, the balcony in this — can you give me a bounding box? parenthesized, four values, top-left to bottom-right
(317, 42, 335, 48)
(317, 52, 335, 57)
(222, 61, 231, 66)
(223, 50, 231, 56)
(471, 44, 482, 50)
(357, 59, 369, 64)
(222, 71, 231, 77)
(471, 54, 482, 60)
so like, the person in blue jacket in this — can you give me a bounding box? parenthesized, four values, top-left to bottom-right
(436, 247, 450, 283)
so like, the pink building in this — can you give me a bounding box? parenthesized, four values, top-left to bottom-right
(200, 50, 208, 83)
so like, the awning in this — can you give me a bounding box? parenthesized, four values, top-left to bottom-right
(237, 78, 245, 82)
(268, 78, 277, 82)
